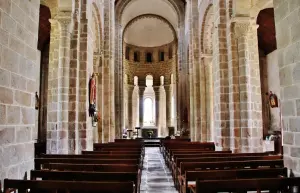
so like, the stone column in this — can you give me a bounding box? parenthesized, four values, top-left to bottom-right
(47, 12, 73, 154)
(102, 0, 115, 142)
(138, 87, 146, 128)
(127, 85, 135, 130)
(165, 85, 172, 127)
(234, 19, 262, 152)
(203, 55, 213, 142)
(153, 86, 160, 133)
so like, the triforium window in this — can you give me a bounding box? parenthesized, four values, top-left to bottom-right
(169, 47, 172, 59)
(159, 51, 165, 61)
(134, 51, 140, 62)
(125, 47, 130, 60)
(146, 52, 152, 63)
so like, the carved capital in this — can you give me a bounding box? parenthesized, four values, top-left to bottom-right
(55, 11, 73, 32)
(234, 22, 251, 38)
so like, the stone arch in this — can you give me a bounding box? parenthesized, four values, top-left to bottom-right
(250, 0, 273, 18)
(115, 0, 184, 26)
(40, 0, 58, 17)
(91, 3, 103, 54)
(123, 14, 178, 41)
(201, 4, 214, 55)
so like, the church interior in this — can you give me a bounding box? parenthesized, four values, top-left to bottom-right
(1, 0, 300, 192)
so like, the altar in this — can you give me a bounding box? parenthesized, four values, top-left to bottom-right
(141, 127, 158, 138)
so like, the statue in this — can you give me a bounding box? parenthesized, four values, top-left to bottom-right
(269, 91, 278, 108)
(89, 73, 97, 117)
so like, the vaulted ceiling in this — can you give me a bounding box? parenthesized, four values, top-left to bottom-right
(121, 0, 178, 47)
(257, 8, 277, 55)
(124, 16, 175, 47)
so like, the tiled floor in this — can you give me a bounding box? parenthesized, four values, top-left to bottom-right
(140, 147, 178, 193)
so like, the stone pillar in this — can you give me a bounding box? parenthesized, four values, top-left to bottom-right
(153, 86, 160, 133)
(234, 19, 262, 152)
(47, 12, 73, 154)
(102, 0, 115, 142)
(203, 55, 213, 142)
(165, 85, 172, 127)
(127, 85, 135, 130)
(138, 87, 146, 127)
(212, 1, 230, 151)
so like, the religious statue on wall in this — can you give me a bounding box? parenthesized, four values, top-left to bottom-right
(89, 73, 97, 118)
(269, 91, 279, 108)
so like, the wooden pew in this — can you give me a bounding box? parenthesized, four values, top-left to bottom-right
(40, 154, 142, 161)
(4, 179, 135, 193)
(191, 177, 300, 193)
(178, 159, 284, 185)
(45, 163, 139, 172)
(163, 142, 215, 160)
(30, 170, 140, 193)
(171, 152, 271, 173)
(82, 150, 142, 154)
(173, 155, 282, 183)
(35, 158, 140, 170)
(181, 168, 288, 193)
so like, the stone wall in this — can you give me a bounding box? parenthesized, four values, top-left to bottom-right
(274, 0, 300, 176)
(0, 0, 40, 180)
(124, 42, 177, 86)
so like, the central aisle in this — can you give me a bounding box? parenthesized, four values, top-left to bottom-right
(140, 147, 178, 193)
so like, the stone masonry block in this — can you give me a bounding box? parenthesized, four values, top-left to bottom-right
(1, 47, 19, 73)
(16, 126, 31, 143)
(7, 105, 20, 124)
(0, 86, 13, 104)
(293, 62, 300, 83)
(0, 67, 10, 87)
(296, 99, 300, 116)
(2, 144, 25, 167)
(0, 0, 12, 14)
(289, 118, 300, 132)
(282, 100, 296, 116)
(283, 132, 294, 145)
(11, 2, 26, 25)
(0, 126, 15, 145)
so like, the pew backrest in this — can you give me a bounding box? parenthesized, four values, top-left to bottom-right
(4, 179, 135, 193)
(195, 177, 300, 193)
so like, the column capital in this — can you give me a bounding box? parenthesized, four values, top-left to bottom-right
(127, 85, 135, 93)
(200, 53, 213, 59)
(231, 17, 258, 38)
(164, 85, 172, 92)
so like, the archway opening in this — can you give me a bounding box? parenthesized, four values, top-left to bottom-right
(256, 8, 278, 139)
(37, 4, 51, 145)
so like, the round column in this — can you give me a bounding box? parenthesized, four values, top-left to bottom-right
(127, 85, 135, 130)
(138, 86, 146, 128)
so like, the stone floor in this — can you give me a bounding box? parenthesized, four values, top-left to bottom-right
(140, 147, 178, 193)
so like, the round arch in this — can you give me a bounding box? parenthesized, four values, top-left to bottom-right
(123, 14, 178, 41)
(201, 4, 214, 55)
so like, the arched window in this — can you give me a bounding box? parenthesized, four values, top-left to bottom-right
(146, 52, 152, 63)
(144, 98, 153, 125)
(159, 51, 165, 61)
(134, 51, 140, 62)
